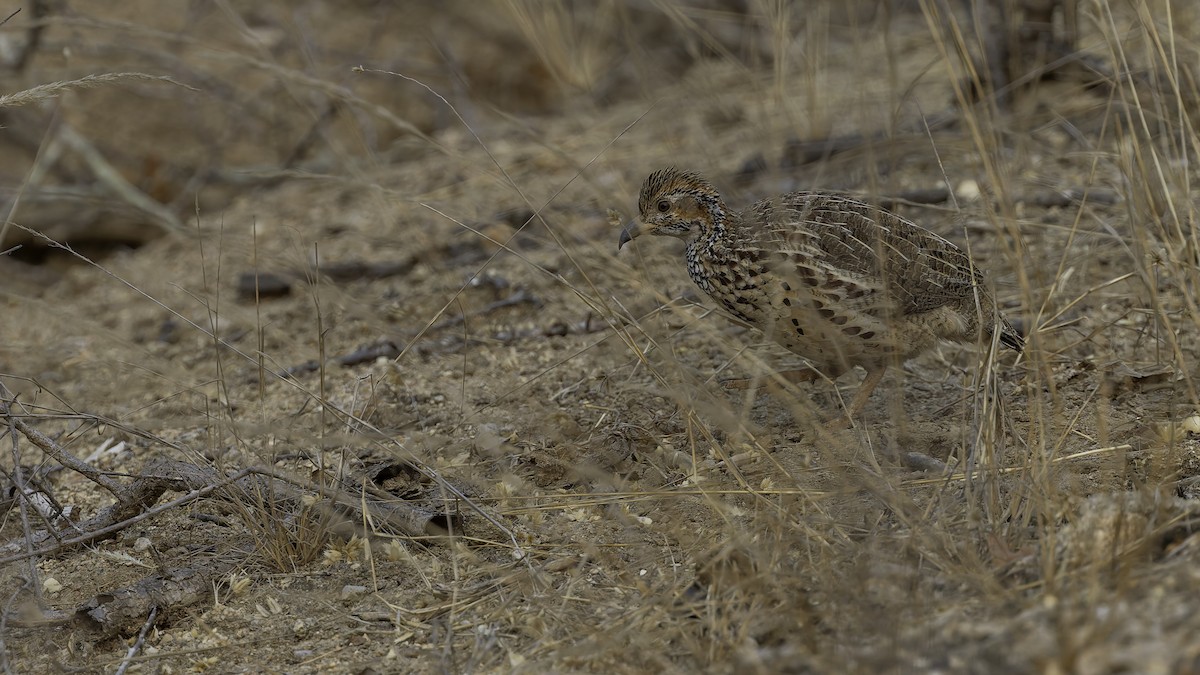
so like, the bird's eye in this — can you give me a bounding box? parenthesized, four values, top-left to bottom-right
(657, 199, 670, 213)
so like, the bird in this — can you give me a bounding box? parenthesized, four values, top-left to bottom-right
(618, 167, 1023, 423)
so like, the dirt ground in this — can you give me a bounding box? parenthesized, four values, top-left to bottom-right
(3, 1, 1200, 673)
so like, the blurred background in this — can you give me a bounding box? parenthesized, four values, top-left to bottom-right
(1, 0, 1100, 264)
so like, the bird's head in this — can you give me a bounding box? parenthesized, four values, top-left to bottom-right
(619, 168, 725, 250)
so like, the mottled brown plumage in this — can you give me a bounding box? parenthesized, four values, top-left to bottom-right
(619, 168, 1023, 420)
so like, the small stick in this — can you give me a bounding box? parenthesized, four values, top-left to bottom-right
(0, 399, 124, 498)
(114, 606, 158, 675)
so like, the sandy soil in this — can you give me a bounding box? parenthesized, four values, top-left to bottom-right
(3, 2, 1200, 673)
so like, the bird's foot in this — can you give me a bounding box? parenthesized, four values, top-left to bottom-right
(822, 413, 853, 430)
(720, 368, 822, 391)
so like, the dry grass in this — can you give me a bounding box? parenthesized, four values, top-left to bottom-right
(2, 0, 1200, 672)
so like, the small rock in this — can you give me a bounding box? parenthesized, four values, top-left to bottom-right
(955, 179, 981, 202)
(340, 584, 370, 603)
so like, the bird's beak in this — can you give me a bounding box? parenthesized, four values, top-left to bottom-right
(618, 220, 645, 251)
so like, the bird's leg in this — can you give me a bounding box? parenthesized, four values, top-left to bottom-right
(826, 366, 888, 429)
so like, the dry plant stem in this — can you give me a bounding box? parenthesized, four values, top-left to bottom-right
(113, 606, 157, 675)
(4, 400, 42, 599)
(1101, 4, 1200, 405)
(0, 396, 123, 498)
(0, 72, 191, 109)
(2, 399, 36, 675)
(0, 618, 9, 674)
(0, 100, 62, 261)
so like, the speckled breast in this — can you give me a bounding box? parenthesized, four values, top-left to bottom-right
(688, 239, 903, 374)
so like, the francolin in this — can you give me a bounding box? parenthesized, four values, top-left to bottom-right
(619, 168, 1023, 422)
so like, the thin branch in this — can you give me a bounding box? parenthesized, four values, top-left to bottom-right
(113, 606, 157, 675)
(0, 395, 124, 498)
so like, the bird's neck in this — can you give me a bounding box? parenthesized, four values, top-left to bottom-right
(692, 199, 734, 245)
(691, 204, 734, 248)
(686, 206, 741, 281)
